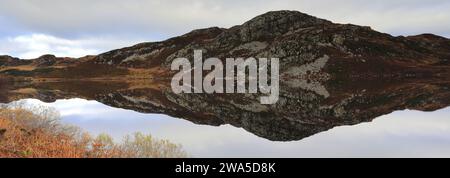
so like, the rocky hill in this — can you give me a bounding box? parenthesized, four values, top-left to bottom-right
(1, 10, 449, 79)
(1, 10, 450, 141)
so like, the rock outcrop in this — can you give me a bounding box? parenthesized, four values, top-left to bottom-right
(1, 10, 450, 141)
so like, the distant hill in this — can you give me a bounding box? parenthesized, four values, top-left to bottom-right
(1, 10, 449, 80)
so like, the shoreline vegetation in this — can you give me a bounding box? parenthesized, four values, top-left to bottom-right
(0, 102, 188, 158)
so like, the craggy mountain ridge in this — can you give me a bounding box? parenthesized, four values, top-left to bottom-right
(1, 10, 449, 78)
(1, 10, 450, 141)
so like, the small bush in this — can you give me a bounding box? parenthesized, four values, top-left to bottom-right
(0, 103, 188, 158)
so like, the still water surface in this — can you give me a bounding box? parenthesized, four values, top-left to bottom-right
(21, 98, 450, 158)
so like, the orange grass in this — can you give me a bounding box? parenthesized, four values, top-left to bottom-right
(0, 106, 187, 158)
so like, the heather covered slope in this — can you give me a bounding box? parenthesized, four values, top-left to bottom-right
(1, 10, 449, 80)
(1, 11, 450, 141)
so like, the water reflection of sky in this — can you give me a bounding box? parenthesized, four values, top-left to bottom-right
(23, 98, 450, 158)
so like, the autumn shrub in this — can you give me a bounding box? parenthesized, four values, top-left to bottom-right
(0, 103, 187, 158)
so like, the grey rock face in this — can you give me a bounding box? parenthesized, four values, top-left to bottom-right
(1, 10, 450, 141)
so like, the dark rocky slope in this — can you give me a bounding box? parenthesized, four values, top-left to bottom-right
(1, 10, 449, 78)
(1, 10, 450, 141)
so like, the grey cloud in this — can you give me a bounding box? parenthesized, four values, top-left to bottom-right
(1, 0, 449, 39)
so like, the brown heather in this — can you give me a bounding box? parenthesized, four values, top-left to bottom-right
(0, 104, 188, 158)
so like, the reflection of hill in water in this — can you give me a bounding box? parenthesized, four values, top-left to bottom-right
(1, 11, 450, 141)
(1, 75, 449, 141)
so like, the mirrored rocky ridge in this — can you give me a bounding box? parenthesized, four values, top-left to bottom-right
(1, 73, 449, 141)
(1, 10, 450, 141)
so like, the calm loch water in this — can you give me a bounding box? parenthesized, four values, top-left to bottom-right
(16, 98, 450, 157)
(1, 70, 450, 157)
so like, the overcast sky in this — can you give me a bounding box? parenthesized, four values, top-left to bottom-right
(0, 0, 449, 59)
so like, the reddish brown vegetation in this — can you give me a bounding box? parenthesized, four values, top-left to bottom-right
(0, 106, 187, 158)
